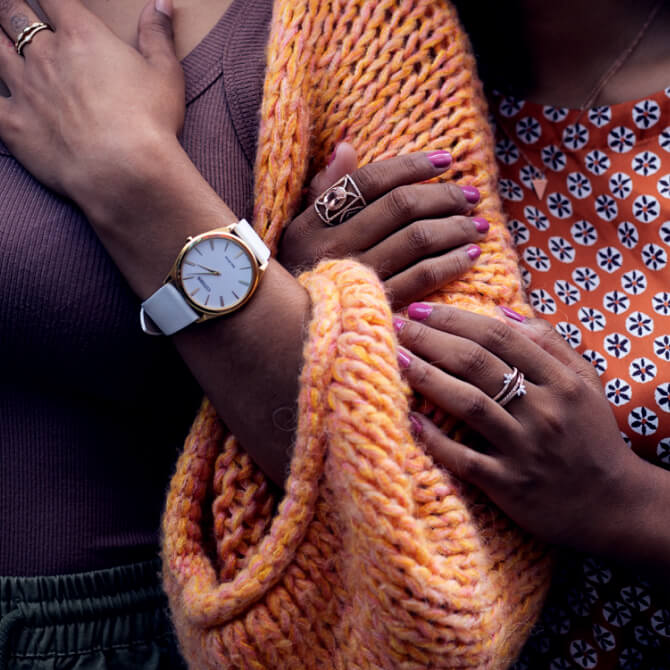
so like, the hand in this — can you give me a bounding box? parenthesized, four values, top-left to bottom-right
(393, 303, 644, 556)
(278, 145, 489, 309)
(0, 0, 184, 209)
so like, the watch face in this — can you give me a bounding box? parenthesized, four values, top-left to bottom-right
(179, 235, 256, 312)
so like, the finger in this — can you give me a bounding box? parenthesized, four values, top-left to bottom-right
(33, 0, 85, 27)
(409, 413, 502, 487)
(394, 317, 515, 398)
(0, 0, 47, 44)
(137, 0, 177, 67)
(404, 303, 568, 387)
(360, 215, 488, 280)
(306, 142, 358, 203)
(0, 25, 22, 88)
(383, 245, 481, 310)
(397, 346, 522, 445)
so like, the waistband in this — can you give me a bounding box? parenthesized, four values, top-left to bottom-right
(0, 560, 171, 666)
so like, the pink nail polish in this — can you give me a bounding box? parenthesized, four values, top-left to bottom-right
(408, 303, 433, 321)
(397, 350, 411, 369)
(500, 306, 527, 323)
(472, 217, 489, 234)
(427, 151, 452, 169)
(467, 245, 481, 260)
(392, 317, 406, 333)
(409, 414, 423, 436)
(461, 185, 480, 204)
(327, 147, 337, 166)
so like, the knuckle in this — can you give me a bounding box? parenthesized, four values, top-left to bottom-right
(463, 393, 488, 420)
(557, 375, 584, 402)
(396, 153, 426, 182)
(483, 319, 512, 350)
(443, 183, 467, 211)
(417, 261, 441, 293)
(386, 185, 418, 221)
(411, 358, 432, 388)
(456, 215, 476, 240)
(402, 321, 428, 350)
(352, 163, 378, 197)
(405, 222, 432, 254)
(458, 345, 489, 378)
(458, 451, 483, 483)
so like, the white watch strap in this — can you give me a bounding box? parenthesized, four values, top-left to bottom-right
(234, 219, 271, 265)
(140, 283, 199, 336)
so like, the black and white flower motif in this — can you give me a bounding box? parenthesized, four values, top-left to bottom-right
(594, 194, 618, 221)
(658, 438, 670, 465)
(603, 290, 630, 314)
(516, 116, 542, 143)
(632, 150, 660, 176)
(555, 280, 581, 305)
(642, 242, 667, 270)
(605, 378, 631, 406)
(562, 123, 589, 151)
(650, 609, 670, 637)
(523, 246, 551, 271)
(628, 406, 658, 436)
(619, 647, 644, 670)
(499, 96, 524, 117)
(609, 172, 633, 199)
(588, 106, 612, 127)
(499, 178, 524, 201)
(495, 138, 520, 164)
(568, 585, 599, 617)
(629, 357, 657, 382)
(653, 335, 670, 361)
(543, 105, 569, 122)
(567, 172, 592, 199)
(608, 126, 636, 153)
(583, 557, 612, 585)
(652, 292, 670, 315)
(621, 270, 647, 295)
(604, 332, 631, 359)
(660, 127, 670, 152)
(592, 624, 616, 652)
(519, 164, 544, 189)
(582, 349, 607, 376)
(634, 624, 662, 648)
(530, 289, 557, 314)
(621, 585, 651, 612)
(621, 431, 632, 448)
(617, 221, 639, 249)
(521, 266, 532, 288)
(632, 99, 661, 129)
(656, 382, 670, 413)
(556, 321, 581, 348)
(549, 658, 572, 670)
(543, 606, 572, 635)
(596, 246, 623, 273)
(549, 236, 576, 262)
(507, 219, 530, 246)
(602, 600, 633, 627)
(548, 192, 573, 218)
(578, 306, 606, 332)
(569, 640, 598, 669)
(571, 219, 598, 246)
(660, 221, 670, 244)
(573, 266, 600, 291)
(524, 205, 550, 230)
(633, 194, 660, 223)
(657, 174, 670, 199)
(584, 149, 611, 175)
(542, 145, 567, 171)
(625, 311, 654, 337)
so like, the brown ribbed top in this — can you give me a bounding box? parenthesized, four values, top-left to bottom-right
(0, 0, 273, 576)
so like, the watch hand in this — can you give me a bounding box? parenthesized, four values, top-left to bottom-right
(194, 263, 221, 275)
(183, 272, 220, 278)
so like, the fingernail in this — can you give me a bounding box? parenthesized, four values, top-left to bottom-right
(467, 244, 481, 261)
(500, 306, 527, 323)
(427, 151, 452, 169)
(473, 217, 489, 234)
(461, 185, 480, 204)
(408, 303, 433, 321)
(154, 0, 172, 17)
(409, 414, 423, 436)
(397, 349, 412, 369)
(327, 146, 338, 166)
(392, 317, 406, 333)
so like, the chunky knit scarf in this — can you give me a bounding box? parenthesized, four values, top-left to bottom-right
(162, 1, 553, 668)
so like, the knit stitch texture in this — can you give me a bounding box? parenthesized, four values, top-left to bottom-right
(162, 1, 553, 667)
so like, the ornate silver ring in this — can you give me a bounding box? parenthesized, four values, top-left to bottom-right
(492, 367, 527, 407)
(314, 175, 367, 226)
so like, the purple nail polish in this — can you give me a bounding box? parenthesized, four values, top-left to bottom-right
(472, 217, 489, 234)
(427, 151, 452, 169)
(392, 317, 406, 333)
(409, 414, 423, 436)
(327, 148, 337, 166)
(500, 306, 527, 323)
(461, 185, 480, 204)
(397, 349, 411, 369)
(467, 244, 481, 261)
(407, 303, 433, 321)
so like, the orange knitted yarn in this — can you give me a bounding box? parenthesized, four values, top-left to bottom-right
(162, 1, 553, 668)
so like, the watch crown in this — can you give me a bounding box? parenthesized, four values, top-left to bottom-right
(186, 236, 193, 242)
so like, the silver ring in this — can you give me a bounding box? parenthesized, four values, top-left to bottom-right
(15, 21, 52, 56)
(314, 174, 367, 226)
(492, 367, 527, 407)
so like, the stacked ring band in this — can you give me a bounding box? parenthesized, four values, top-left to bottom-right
(492, 367, 527, 407)
(15, 21, 52, 56)
(314, 175, 367, 226)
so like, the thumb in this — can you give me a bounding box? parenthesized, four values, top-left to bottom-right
(137, 0, 178, 65)
(305, 142, 358, 204)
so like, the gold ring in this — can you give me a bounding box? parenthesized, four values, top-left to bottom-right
(492, 367, 527, 407)
(15, 22, 52, 56)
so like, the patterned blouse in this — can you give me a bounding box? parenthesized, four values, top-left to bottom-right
(491, 88, 670, 670)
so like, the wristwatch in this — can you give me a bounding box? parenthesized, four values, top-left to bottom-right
(140, 219, 270, 336)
